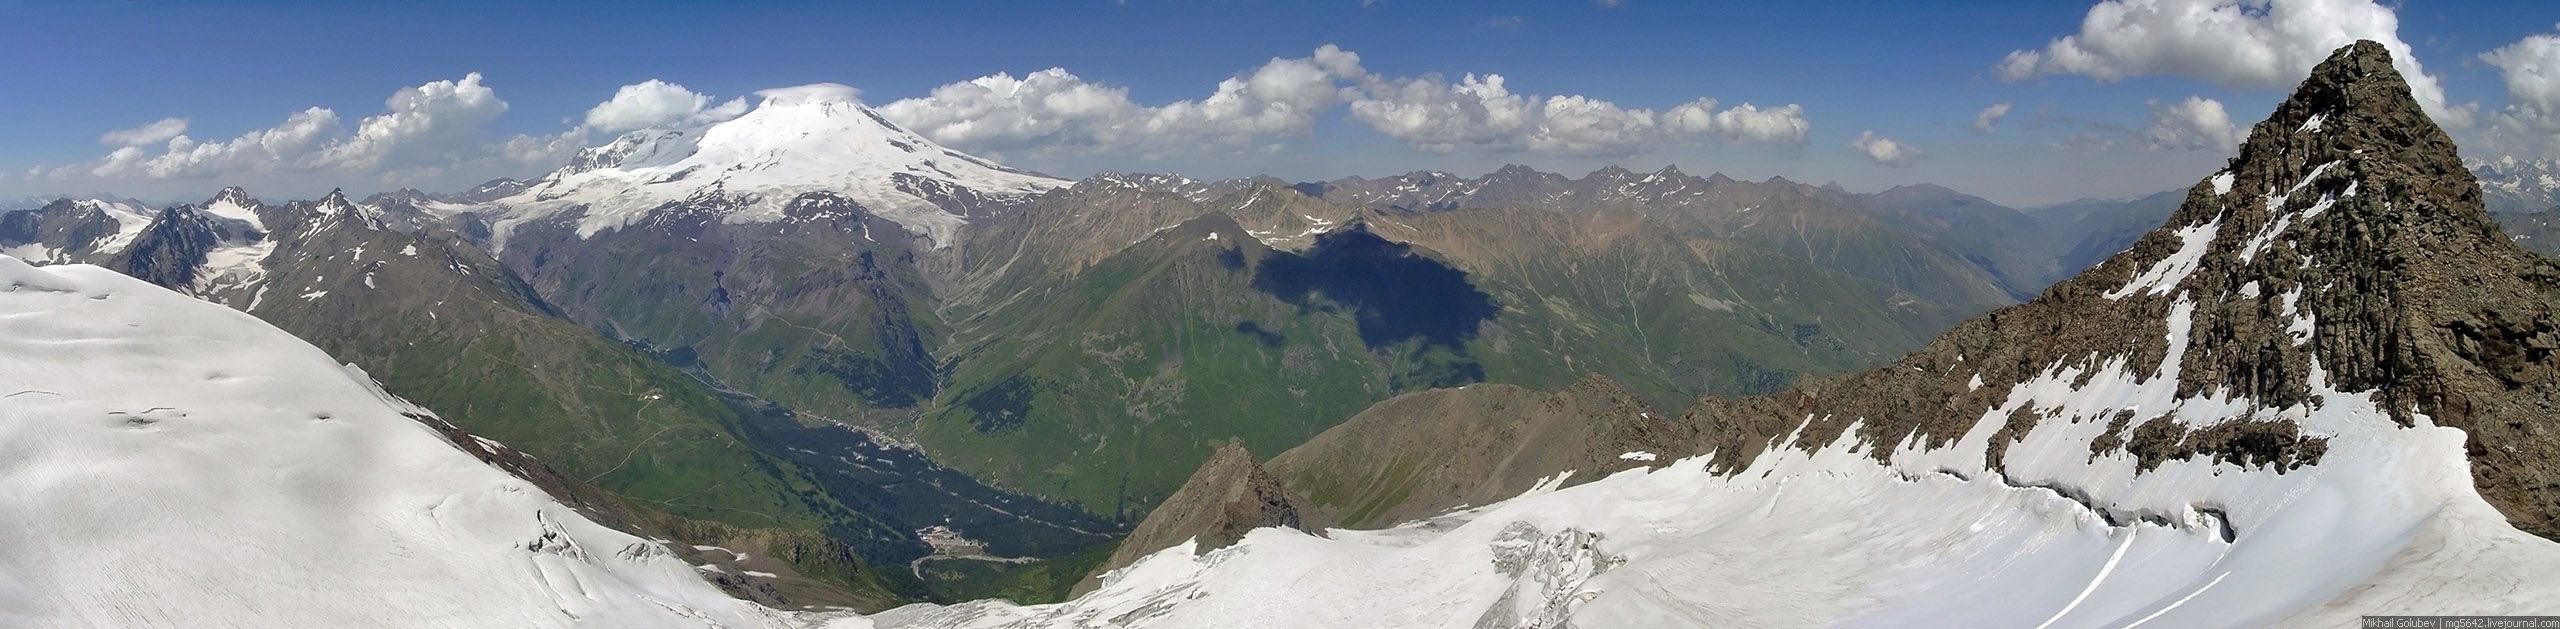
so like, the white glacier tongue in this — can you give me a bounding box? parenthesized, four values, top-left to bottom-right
(0, 255, 861, 628)
(78, 198, 155, 253)
(478, 83, 1065, 250)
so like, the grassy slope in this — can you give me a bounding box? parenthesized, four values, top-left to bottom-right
(502, 207, 945, 429)
(220, 216, 914, 603)
(922, 214, 1399, 519)
(1387, 206, 1964, 409)
(917, 199, 1973, 517)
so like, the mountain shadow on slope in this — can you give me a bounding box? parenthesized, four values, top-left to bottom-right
(962, 374, 1037, 433)
(1252, 225, 1497, 344)
(1251, 226, 1498, 390)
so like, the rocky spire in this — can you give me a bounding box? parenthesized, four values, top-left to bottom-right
(1687, 40, 2560, 540)
(315, 188, 355, 214)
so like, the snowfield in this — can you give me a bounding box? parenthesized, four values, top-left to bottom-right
(0, 255, 868, 629)
(875, 298, 2560, 627)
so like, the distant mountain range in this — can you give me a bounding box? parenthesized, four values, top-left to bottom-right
(0, 82, 2220, 606)
(894, 39, 2560, 629)
(18, 41, 2553, 621)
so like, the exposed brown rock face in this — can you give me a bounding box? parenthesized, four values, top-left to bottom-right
(1081, 442, 1328, 593)
(1681, 41, 2560, 540)
(1266, 373, 1692, 529)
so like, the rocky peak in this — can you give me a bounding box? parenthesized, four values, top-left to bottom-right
(1689, 40, 2560, 541)
(266, 189, 385, 236)
(210, 186, 256, 208)
(2109, 39, 2495, 409)
(1584, 165, 1636, 183)
(120, 204, 224, 290)
(1080, 441, 1327, 593)
(315, 189, 355, 214)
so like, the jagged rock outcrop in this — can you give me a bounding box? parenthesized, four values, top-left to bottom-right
(1265, 373, 1692, 528)
(1687, 40, 2560, 540)
(120, 204, 225, 288)
(1078, 442, 1327, 594)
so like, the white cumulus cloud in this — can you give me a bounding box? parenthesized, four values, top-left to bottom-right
(1350, 74, 1809, 156)
(1664, 100, 1812, 145)
(2480, 28, 2560, 152)
(883, 44, 1809, 160)
(66, 74, 515, 186)
(99, 118, 189, 147)
(1850, 131, 1922, 166)
(1348, 73, 1543, 153)
(880, 45, 1369, 159)
(2143, 96, 2245, 151)
(316, 72, 510, 173)
(1971, 103, 2013, 134)
(879, 69, 1141, 153)
(1996, 0, 2454, 123)
(581, 79, 748, 135)
(124, 107, 344, 179)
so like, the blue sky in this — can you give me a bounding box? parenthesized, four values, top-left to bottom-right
(4, 0, 2558, 207)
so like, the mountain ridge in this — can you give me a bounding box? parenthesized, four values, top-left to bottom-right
(901, 40, 2560, 628)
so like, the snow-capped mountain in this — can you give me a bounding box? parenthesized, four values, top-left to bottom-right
(115, 187, 416, 309)
(0, 255, 859, 627)
(0, 198, 154, 264)
(2473, 155, 2560, 214)
(1079, 171, 1260, 204)
(471, 84, 1066, 250)
(869, 40, 2560, 627)
(119, 186, 279, 298)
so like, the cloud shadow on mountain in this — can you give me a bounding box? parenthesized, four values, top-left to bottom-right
(1248, 227, 1499, 352)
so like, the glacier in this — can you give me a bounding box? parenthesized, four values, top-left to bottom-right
(464, 83, 1065, 252)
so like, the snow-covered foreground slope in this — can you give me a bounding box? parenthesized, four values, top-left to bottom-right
(0, 255, 868, 628)
(880, 358, 2560, 627)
